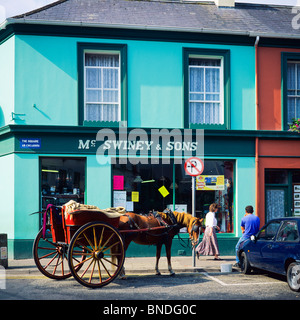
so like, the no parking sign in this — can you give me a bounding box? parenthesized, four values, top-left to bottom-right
(184, 157, 204, 177)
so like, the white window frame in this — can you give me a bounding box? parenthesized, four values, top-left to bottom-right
(188, 55, 224, 125)
(84, 50, 121, 122)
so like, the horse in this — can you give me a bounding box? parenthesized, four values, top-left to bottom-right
(116, 210, 202, 278)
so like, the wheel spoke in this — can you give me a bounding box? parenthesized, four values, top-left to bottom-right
(97, 260, 102, 283)
(93, 227, 98, 250)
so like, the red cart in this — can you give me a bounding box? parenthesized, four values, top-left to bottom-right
(33, 204, 126, 288)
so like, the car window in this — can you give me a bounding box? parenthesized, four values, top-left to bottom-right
(276, 221, 299, 242)
(257, 221, 281, 241)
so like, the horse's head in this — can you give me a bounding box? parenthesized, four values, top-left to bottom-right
(188, 218, 203, 247)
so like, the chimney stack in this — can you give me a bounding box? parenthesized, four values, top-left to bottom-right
(214, 0, 235, 7)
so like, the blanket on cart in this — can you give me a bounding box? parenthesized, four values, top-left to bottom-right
(63, 200, 126, 218)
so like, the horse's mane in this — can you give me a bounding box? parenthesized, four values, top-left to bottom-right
(158, 211, 196, 227)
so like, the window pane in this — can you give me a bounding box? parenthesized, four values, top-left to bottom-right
(287, 63, 296, 91)
(265, 169, 288, 184)
(277, 221, 299, 242)
(258, 221, 281, 240)
(86, 104, 119, 122)
(205, 93, 220, 101)
(103, 90, 119, 103)
(85, 54, 119, 67)
(190, 93, 204, 101)
(86, 90, 101, 103)
(189, 58, 220, 66)
(189, 102, 204, 124)
(205, 68, 220, 93)
(86, 68, 101, 89)
(190, 67, 204, 93)
(103, 68, 119, 89)
(287, 97, 296, 123)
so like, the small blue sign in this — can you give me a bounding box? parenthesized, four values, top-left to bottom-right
(20, 138, 41, 149)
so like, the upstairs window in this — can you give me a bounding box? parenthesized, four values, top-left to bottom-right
(287, 61, 300, 125)
(78, 43, 127, 126)
(189, 58, 223, 125)
(184, 48, 230, 129)
(85, 53, 120, 122)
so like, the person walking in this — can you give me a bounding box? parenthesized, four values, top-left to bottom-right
(234, 205, 260, 267)
(196, 203, 221, 260)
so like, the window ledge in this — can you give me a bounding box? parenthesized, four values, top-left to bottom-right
(83, 120, 120, 127)
(189, 123, 228, 130)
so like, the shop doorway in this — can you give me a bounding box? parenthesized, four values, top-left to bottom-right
(265, 169, 300, 222)
(265, 187, 288, 221)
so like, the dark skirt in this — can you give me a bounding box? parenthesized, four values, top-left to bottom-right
(196, 227, 220, 256)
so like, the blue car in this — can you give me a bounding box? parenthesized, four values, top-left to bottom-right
(237, 217, 300, 292)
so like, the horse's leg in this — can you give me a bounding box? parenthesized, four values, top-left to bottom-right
(166, 240, 175, 276)
(155, 243, 162, 275)
(118, 238, 131, 280)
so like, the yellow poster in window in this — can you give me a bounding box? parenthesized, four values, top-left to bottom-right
(131, 191, 139, 202)
(158, 186, 170, 198)
(196, 175, 225, 191)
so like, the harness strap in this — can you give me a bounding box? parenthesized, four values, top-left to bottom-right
(125, 213, 141, 230)
(42, 204, 53, 238)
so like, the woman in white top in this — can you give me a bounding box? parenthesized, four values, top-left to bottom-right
(195, 203, 221, 260)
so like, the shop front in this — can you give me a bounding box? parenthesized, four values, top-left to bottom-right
(258, 139, 300, 226)
(0, 125, 256, 258)
(112, 159, 234, 233)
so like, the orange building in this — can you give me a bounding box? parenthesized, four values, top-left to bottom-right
(257, 46, 300, 225)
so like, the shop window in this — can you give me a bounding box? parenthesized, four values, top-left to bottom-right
(112, 159, 234, 233)
(40, 157, 85, 211)
(78, 43, 127, 126)
(183, 48, 230, 130)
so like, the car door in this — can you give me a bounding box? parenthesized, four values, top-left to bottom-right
(249, 220, 282, 270)
(270, 220, 300, 275)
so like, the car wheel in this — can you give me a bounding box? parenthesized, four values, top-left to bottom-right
(287, 262, 300, 292)
(240, 252, 251, 274)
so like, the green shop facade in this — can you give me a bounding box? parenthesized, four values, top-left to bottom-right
(0, 21, 259, 259)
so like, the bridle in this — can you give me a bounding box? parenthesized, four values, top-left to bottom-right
(189, 220, 201, 247)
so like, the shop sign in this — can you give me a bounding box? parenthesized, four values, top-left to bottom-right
(20, 138, 41, 149)
(87, 126, 204, 165)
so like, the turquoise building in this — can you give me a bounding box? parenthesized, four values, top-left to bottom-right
(0, 0, 292, 259)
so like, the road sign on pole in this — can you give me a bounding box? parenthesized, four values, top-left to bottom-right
(184, 157, 204, 177)
(184, 157, 204, 267)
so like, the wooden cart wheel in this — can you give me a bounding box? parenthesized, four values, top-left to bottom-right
(33, 228, 84, 280)
(68, 221, 125, 288)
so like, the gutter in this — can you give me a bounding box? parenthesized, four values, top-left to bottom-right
(2, 18, 300, 40)
(255, 35, 260, 222)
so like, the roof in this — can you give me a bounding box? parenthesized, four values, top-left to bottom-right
(3, 0, 300, 38)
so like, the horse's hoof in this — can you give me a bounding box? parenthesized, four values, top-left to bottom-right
(119, 276, 127, 280)
(170, 272, 175, 277)
(155, 272, 161, 276)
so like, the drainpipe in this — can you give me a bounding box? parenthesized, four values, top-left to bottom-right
(255, 36, 260, 217)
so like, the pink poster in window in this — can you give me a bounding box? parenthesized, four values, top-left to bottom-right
(113, 175, 124, 190)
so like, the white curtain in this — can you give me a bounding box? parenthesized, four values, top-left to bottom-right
(189, 58, 222, 125)
(266, 189, 285, 222)
(287, 62, 300, 123)
(85, 53, 120, 122)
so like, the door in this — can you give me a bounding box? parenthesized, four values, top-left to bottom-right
(249, 220, 282, 270)
(265, 187, 288, 223)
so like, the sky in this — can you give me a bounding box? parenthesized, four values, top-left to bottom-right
(0, 0, 300, 24)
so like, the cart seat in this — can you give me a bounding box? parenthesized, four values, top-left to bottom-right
(63, 200, 126, 218)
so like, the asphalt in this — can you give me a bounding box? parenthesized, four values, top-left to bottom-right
(2, 255, 238, 276)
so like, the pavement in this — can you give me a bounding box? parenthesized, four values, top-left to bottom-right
(2, 255, 238, 276)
